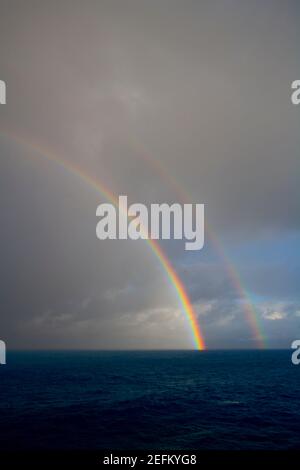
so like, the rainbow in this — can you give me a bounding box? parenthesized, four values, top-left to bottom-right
(0, 130, 205, 350)
(137, 149, 266, 348)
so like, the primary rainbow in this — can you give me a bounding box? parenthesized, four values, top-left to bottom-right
(0, 130, 205, 350)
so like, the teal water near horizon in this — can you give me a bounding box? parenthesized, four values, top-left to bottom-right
(0, 350, 299, 450)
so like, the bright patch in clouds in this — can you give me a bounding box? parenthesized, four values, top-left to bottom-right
(263, 311, 287, 321)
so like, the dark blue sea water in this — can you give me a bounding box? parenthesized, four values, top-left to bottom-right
(0, 350, 299, 450)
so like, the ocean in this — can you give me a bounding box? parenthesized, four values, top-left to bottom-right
(0, 350, 299, 450)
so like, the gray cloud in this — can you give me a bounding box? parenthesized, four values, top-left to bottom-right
(0, 0, 299, 348)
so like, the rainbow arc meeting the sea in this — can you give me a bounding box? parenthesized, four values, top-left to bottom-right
(0, 130, 205, 350)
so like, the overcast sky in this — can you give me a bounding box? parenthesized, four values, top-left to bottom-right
(0, 0, 299, 349)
